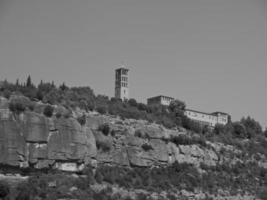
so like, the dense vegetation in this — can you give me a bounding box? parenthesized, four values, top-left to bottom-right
(0, 161, 263, 200)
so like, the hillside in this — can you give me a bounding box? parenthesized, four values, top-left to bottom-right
(0, 93, 266, 200)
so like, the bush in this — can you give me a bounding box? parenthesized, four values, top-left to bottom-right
(170, 134, 206, 147)
(43, 105, 54, 117)
(56, 112, 62, 118)
(95, 170, 103, 184)
(96, 139, 112, 152)
(232, 122, 247, 138)
(258, 187, 267, 200)
(240, 116, 263, 138)
(96, 106, 107, 114)
(0, 181, 9, 198)
(9, 96, 31, 114)
(141, 143, 153, 151)
(98, 123, 110, 136)
(128, 98, 138, 107)
(77, 114, 86, 126)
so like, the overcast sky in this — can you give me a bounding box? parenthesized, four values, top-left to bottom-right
(0, 0, 266, 127)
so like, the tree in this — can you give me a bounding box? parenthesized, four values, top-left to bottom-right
(137, 103, 147, 111)
(232, 122, 247, 138)
(169, 99, 186, 113)
(16, 79, 20, 87)
(77, 114, 86, 126)
(37, 81, 57, 101)
(128, 98, 138, 107)
(168, 99, 186, 127)
(43, 105, 54, 117)
(214, 124, 226, 135)
(240, 116, 262, 138)
(0, 181, 9, 198)
(264, 128, 267, 138)
(9, 96, 31, 114)
(59, 82, 68, 91)
(26, 75, 33, 87)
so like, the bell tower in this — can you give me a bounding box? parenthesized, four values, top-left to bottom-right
(115, 66, 129, 101)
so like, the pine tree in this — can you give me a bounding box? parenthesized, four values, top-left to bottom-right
(26, 75, 32, 87)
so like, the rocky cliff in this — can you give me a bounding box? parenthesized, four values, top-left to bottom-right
(0, 96, 266, 199)
(0, 96, 265, 172)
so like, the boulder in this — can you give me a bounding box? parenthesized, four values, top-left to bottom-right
(28, 143, 48, 163)
(54, 162, 84, 172)
(135, 124, 166, 139)
(86, 115, 108, 130)
(149, 139, 169, 162)
(112, 148, 129, 166)
(179, 145, 205, 158)
(126, 135, 144, 147)
(127, 147, 153, 167)
(0, 97, 8, 109)
(35, 160, 54, 169)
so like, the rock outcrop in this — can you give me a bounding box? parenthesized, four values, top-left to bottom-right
(0, 97, 266, 174)
(0, 109, 97, 171)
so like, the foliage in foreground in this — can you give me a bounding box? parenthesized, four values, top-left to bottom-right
(13, 161, 267, 200)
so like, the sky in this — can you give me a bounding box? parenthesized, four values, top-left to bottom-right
(0, 0, 266, 127)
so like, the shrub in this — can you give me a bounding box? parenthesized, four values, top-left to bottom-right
(9, 96, 31, 114)
(96, 106, 107, 114)
(170, 134, 207, 147)
(258, 187, 267, 200)
(96, 140, 112, 152)
(240, 116, 263, 138)
(56, 112, 62, 118)
(128, 98, 138, 107)
(95, 170, 103, 184)
(214, 124, 226, 135)
(137, 103, 147, 111)
(77, 114, 86, 126)
(98, 123, 110, 136)
(232, 122, 247, 138)
(141, 143, 153, 151)
(43, 105, 54, 117)
(0, 181, 9, 198)
(182, 117, 203, 133)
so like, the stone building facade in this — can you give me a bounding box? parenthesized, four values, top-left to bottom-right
(115, 67, 129, 101)
(185, 109, 229, 127)
(147, 95, 229, 127)
(147, 95, 174, 106)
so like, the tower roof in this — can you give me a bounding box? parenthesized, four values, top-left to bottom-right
(116, 65, 129, 71)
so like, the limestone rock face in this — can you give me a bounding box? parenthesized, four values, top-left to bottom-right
(0, 108, 265, 173)
(0, 97, 10, 120)
(86, 115, 108, 130)
(149, 139, 169, 163)
(127, 147, 153, 167)
(48, 118, 97, 162)
(0, 97, 8, 109)
(0, 110, 98, 171)
(135, 124, 166, 139)
(0, 120, 26, 166)
(28, 143, 48, 163)
(112, 148, 129, 166)
(23, 112, 49, 143)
